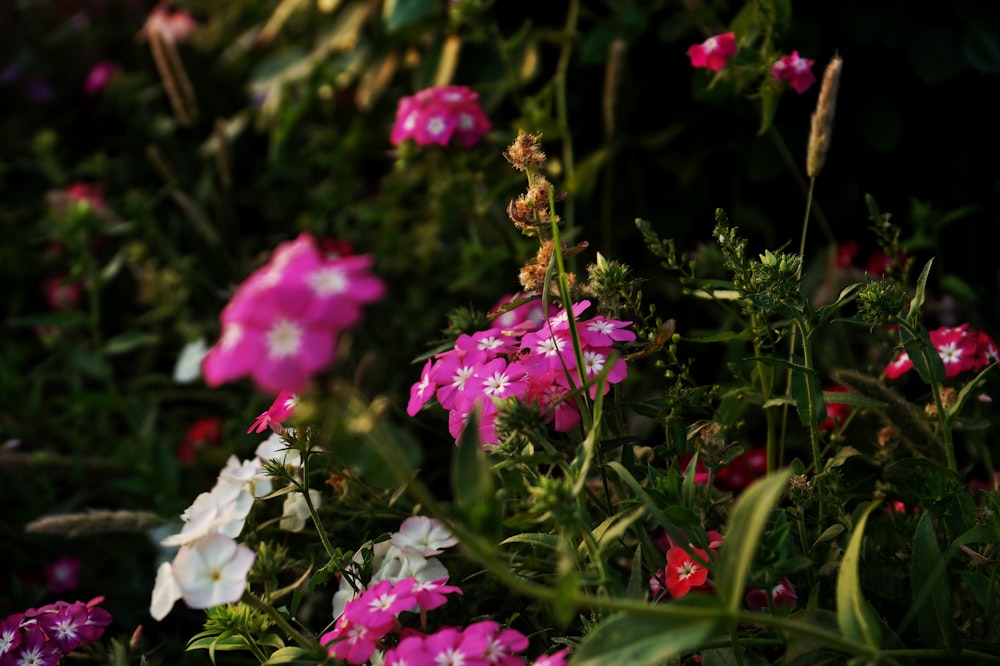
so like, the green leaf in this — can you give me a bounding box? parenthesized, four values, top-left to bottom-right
(451, 406, 499, 541)
(626, 543, 645, 600)
(911, 513, 960, 652)
(790, 364, 826, 427)
(573, 609, 723, 666)
(900, 324, 946, 384)
(906, 258, 934, 328)
(384, 0, 437, 32)
(836, 501, 882, 649)
(607, 461, 688, 547)
(104, 331, 160, 355)
(715, 471, 791, 613)
(261, 647, 307, 664)
(501, 533, 559, 550)
(821, 391, 885, 410)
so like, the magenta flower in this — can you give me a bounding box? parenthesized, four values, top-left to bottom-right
(320, 613, 391, 665)
(0, 614, 24, 660)
(390, 85, 491, 148)
(3, 624, 60, 666)
(44, 556, 81, 594)
(345, 578, 417, 628)
(687, 32, 737, 72)
(885, 323, 999, 380)
(771, 51, 816, 94)
(247, 389, 298, 434)
(202, 233, 384, 393)
(531, 648, 573, 665)
(83, 61, 120, 95)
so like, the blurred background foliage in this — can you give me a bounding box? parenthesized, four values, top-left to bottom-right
(3, 0, 1000, 661)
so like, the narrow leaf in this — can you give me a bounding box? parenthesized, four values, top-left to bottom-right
(911, 513, 960, 652)
(836, 501, 882, 649)
(715, 471, 791, 613)
(573, 611, 722, 666)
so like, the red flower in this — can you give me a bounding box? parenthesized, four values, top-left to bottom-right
(885, 324, 998, 380)
(746, 577, 798, 613)
(771, 51, 816, 94)
(664, 546, 710, 598)
(820, 385, 852, 431)
(178, 416, 222, 464)
(687, 32, 737, 72)
(44, 276, 82, 311)
(715, 447, 768, 492)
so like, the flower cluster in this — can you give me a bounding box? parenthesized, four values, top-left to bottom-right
(0, 598, 112, 666)
(151, 440, 286, 619)
(407, 298, 635, 446)
(885, 323, 999, 380)
(201, 233, 385, 393)
(771, 51, 816, 94)
(687, 32, 737, 72)
(390, 85, 491, 149)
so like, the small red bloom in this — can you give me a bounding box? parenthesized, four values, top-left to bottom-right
(771, 51, 816, 94)
(820, 385, 852, 431)
(178, 416, 222, 464)
(44, 276, 82, 311)
(687, 32, 737, 72)
(664, 545, 710, 598)
(746, 577, 798, 613)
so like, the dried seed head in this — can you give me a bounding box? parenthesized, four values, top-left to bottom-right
(806, 54, 843, 178)
(504, 131, 546, 172)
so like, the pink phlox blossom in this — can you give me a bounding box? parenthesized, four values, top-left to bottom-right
(746, 577, 798, 613)
(530, 648, 573, 666)
(422, 626, 492, 666)
(345, 578, 417, 628)
(202, 232, 384, 393)
(771, 51, 816, 94)
(579, 316, 637, 347)
(687, 32, 737, 72)
(3, 623, 60, 666)
(885, 324, 999, 380)
(464, 621, 529, 666)
(391, 85, 491, 148)
(320, 613, 393, 665)
(410, 577, 463, 612)
(35, 602, 89, 654)
(83, 61, 120, 95)
(140, 4, 198, 42)
(525, 373, 580, 433)
(44, 556, 81, 594)
(407, 358, 437, 416)
(248, 389, 298, 433)
(0, 614, 24, 660)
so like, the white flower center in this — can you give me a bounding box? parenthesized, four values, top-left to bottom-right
(266, 319, 303, 358)
(483, 371, 512, 396)
(583, 350, 606, 375)
(426, 116, 447, 136)
(308, 267, 348, 296)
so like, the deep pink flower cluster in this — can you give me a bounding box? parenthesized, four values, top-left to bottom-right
(770, 51, 816, 94)
(687, 32, 737, 72)
(385, 621, 532, 666)
(390, 85, 491, 148)
(407, 298, 635, 446)
(0, 598, 112, 666)
(885, 323, 999, 380)
(201, 233, 385, 393)
(320, 577, 462, 664)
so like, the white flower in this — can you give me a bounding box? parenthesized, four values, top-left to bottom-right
(331, 541, 449, 618)
(218, 455, 273, 498)
(279, 489, 321, 533)
(172, 533, 255, 609)
(255, 431, 302, 470)
(150, 561, 183, 621)
(173, 337, 208, 383)
(390, 516, 459, 556)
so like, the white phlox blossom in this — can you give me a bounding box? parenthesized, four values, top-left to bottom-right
(280, 488, 322, 533)
(390, 515, 459, 556)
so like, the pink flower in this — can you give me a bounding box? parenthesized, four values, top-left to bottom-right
(390, 85, 491, 148)
(345, 579, 417, 628)
(746, 577, 798, 613)
(0, 614, 24, 660)
(320, 614, 393, 665)
(44, 276, 82, 311)
(3, 624, 60, 666)
(202, 233, 384, 393)
(247, 389, 298, 434)
(771, 51, 816, 94)
(44, 556, 81, 594)
(531, 648, 573, 666)
(83, 61, 120, 95)
(884, 323, 998, 380)
(687, 32, 737, 72)
(139, 4, 198, 42)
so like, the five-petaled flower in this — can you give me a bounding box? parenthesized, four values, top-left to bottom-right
(687, 32, 737, 72)
(771, 51, 816, 94)
(390, 85, 491, 149)
(664, 545, 710, 598)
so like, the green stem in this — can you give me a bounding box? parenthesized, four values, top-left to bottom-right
(241, 592, 317, 652)
(554, 0, 579, 233)
(298, 446, 338, 562)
